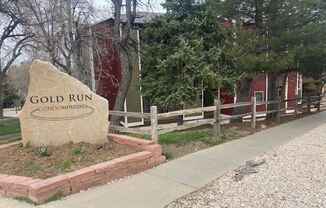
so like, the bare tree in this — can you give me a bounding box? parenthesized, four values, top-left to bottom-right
(21, 0, 95, 85)
(0, 0, 32, 118)
(110, 0, 139, 125)
(7, 61, 30, 100)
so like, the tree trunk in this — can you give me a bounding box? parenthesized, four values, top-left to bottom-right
(110, 0, 135, 126)
(0, 73, 5, 119)
(280, 73, 288, 109)
(254, 0, 263, 28)
(110, 44, 133, 126)
(267, 73, 279, 120)
(232, 77, 252, 122)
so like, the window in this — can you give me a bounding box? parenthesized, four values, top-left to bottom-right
(278, 86, 283, 97)
(255, 91, 264, 102)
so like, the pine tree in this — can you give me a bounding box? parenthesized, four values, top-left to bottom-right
(223, 0, 326, 118)
(141, 0, 241, 109)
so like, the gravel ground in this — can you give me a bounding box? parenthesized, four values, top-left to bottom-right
(167, 124, 326, 208)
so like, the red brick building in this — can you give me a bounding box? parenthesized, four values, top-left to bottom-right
(93, 18, 145, 127)
(92, 18, 303, 125)
(220, 72, 302, 115)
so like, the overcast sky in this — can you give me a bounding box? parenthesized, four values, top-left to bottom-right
(93, 0, 165, 18)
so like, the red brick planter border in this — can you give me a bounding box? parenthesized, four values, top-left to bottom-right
(0, 134, 166, 204)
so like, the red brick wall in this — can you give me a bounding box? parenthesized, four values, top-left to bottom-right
(0, 136, 165, 204)
(93, 19, 122, 110)
(220, 87, 234, 115)
(248, 75, 267, 112)
(220, 74, 267, 115)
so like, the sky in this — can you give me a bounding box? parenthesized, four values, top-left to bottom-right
(9, 0, 166, 65)
(93, 0, 165, 20)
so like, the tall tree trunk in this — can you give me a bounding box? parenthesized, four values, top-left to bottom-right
(254, 0, 263, 28)
(0, 73, 5, 119)
(280, 73, 288, 109)
(110, 0, 135, 126)
(232, 77, 252, 122)
(267, 73, 279, 120)
(110, 44, 133, 126)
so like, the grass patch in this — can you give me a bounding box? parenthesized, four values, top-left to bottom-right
(125, 125, 251, 148)
(59, 158, 72, 171)
(71, 146, 85, 156)
(125, 128, 215, 146)
(158, 130, 213, 146)
(125, 127, 214, 146)
(124, 133, 151, 140)
(24, 163, 42, 173)
(45, 192, 65, 203)
(14, 196, 37, 205)
(0, 123, 21, 136)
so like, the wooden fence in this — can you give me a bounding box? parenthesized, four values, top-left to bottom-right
(0, 95, 324, 144)
(0, 117, 20, 126)
(110, 95, 324, 143)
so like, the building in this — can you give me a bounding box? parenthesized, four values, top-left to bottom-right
(92, 14, 159, 127)
(220, 72, 303, 115)
(92, 17, 303, 126)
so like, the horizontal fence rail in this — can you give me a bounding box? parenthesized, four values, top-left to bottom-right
(0, 118, 20, 126)
(157, 106, 216, 119)
(220, 101, 252, 109)
(158, 118, 215, 134)
(110, 111, 150, 119)
(1, 95, 324, 144)
(109, 124, 151, 135)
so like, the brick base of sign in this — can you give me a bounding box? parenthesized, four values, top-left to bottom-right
(0, 134, 166, 204)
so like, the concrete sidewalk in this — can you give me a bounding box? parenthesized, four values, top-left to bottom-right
(1, 111, 325, 208)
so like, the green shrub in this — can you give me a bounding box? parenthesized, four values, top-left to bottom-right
(36, 145, 49, 157)
(162, 151, 173, 160)
(60, 158, 71, 170)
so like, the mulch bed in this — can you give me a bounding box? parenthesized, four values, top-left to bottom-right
(0, 141, 141, 179)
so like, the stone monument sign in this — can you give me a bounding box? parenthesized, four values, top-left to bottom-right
(19, 60, 109, 146)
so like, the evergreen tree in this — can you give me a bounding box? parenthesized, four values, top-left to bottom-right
(141, 0, 241, 109)
(223, 0, 326, 118)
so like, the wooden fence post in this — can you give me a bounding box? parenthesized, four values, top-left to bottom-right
(177, 115, 183, 126)
(150, 106, 158, 143)
(213, 99, 221, 140)
(251, 96, 256, 129)
(276, 98, 281, 123)
(307, 96, 311, 113)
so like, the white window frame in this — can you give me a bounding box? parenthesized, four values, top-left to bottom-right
(254, 91, 264, 102)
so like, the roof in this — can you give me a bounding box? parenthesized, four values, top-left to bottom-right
(93, 12, 163, 26)
(121, 12, 163, 24)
